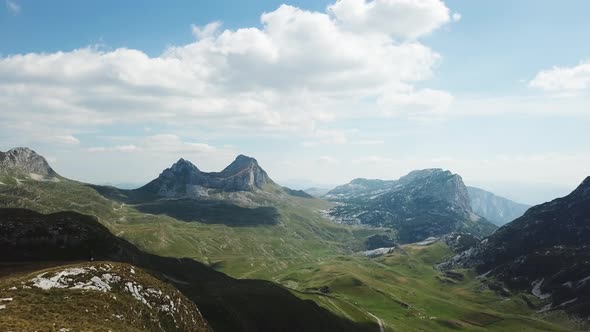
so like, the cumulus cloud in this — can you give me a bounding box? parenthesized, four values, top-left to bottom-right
(328, 0, 452, 39)
(0, 0, 456, 146)
(529, 60, 590, 93)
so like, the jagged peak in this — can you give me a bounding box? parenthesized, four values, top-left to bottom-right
(221, 154, 261, 175)
(0, 146, 56, 177)
(7, 147, 35, 154)
(171, 158, 199, 170)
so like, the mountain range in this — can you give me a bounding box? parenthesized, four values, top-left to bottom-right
(0, 146, 588, 331)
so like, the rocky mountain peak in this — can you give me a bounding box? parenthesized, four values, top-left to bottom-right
(169, 158, 200, 173)
(396, 168, 471, 212)
(221, 154, 260, 175)
(0, 147, 57, 177)
(138, 154, 273, 198)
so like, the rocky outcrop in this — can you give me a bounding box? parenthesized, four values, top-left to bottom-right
(0, 262, 210, 332)
(138, 155, 273, 199)
(325, 169, 497, 243)
(440, 177, 590, 319)
(324, 178, 395, 200)
(467, 186, 530, 225)
(0, 147, 57, 177)
(365, 234, 396, 250)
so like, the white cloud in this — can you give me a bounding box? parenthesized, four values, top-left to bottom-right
(191, 21, 222, 39)
(88, 134, 214, 155)
(316, 156, 339, 164)
(5, 0, 20, 14)
(0, 0, 454, 145)
(88, 145, 137, 153)
(49, 135, 80, 145)
(328, 0, 452, 39)
(529, 60, 590, 93)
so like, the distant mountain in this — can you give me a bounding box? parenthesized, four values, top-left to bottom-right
(440, 176, 590, 318)
(325, 169, 497, 243)
(303, 187, 331, 197)
(467, 186, 530, 225)
(139, 155, 272, 198)
(282, 186, 314, 198)
(0, 147, 57, 177)
(324, 178, 396, 200)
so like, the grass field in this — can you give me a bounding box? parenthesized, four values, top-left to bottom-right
(271, 243, 583, 331)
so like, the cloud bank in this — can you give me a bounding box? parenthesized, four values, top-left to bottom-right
(0, 0, 457, 148)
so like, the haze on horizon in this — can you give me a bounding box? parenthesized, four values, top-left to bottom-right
(1, 0, 589, 205)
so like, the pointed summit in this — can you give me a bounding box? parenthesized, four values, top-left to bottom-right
(0, 147, 57, 177)
(169, 158, 200, 173)
(137, 154, 274, 198)
(218, 154, 270, 189)
(221, 154, 259, 174)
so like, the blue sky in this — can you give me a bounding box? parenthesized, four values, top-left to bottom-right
(1, 0, 589, 204)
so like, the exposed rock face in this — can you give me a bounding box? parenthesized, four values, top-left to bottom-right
(365, 234, 396, 250)
(441, 232, 480, 253)
(0, 147, 57, 177)
(440, 177, 590, 319)
(467, 186, 530, 225)
(324, 178, 395, 200)
(0, 262, 210, 332)
(138, 155, 273, 198)
(325, 169, 497, 243)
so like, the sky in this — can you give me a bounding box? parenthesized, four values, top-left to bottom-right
(1, 0, 589, 204)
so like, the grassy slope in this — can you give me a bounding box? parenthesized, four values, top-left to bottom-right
(272, 243, 581, 332)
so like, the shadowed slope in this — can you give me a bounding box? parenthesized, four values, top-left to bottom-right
(0, 208, 377, 332)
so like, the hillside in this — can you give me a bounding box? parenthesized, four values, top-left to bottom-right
(467, 186, 530, 225)
(440, 176, 590, 320)
(0, 261, 210, 332)
(0, 208, 377, 332)
(325, 169, 497, 243)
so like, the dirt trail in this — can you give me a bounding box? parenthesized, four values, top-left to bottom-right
(368, 312, 384, 332)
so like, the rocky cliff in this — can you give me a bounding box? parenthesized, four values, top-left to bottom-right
(0, 147, 57, 177)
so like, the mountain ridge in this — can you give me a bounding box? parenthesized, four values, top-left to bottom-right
(139, 154, 273, 198)
(440, 176, 590, 319)
(325, 168, 497, 242)
(467, 186, 530, 225)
